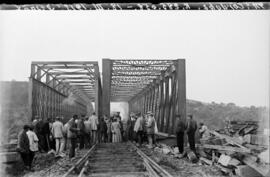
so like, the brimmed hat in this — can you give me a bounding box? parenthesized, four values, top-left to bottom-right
(147, 111, 153, 116)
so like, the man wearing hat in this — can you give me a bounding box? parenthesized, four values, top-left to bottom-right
(146, 111, 155, 148)
(186, 114, 197, 152)
(51, 116, 65, 157)
(175, 115, 185, 155)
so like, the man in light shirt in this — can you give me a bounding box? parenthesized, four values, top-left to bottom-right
(26, 125, 39, 171)
(89, 112, 99, 144)
(199, 122, 210, 140)
(51, 116, 65, 157)
(84, 117, 91, 148)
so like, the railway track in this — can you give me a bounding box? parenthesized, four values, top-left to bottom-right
(62, 142, 173, 177)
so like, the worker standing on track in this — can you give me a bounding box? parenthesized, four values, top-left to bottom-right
(26, 125, 39, 171)
(42, 118, 51, 152)
(67, 115, 79, 158)
(186, 114, 197, 153)
(111, 118, 122, 143)
(99, 117, 107, 143)
(63, 120, 69, 150)
(89, 112, 99, 144)
(134, 112, 144, 147)
(104, 115, 112, 143)
(77, 115, 85, 149)
(146, 112, 156, 148)
(129, 113, 136, 142)
(83, 116, 91, 148)
(51, 116, 65, 157)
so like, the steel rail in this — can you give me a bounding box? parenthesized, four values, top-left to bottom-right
(130, 142, 174, 177)
(61, 143, 97, 177)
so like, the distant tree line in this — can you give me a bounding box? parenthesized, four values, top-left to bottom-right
(186, 100, 269, 131)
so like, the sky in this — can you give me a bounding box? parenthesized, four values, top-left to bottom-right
(0, 10, 269, 107)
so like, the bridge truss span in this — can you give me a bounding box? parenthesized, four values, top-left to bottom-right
(102, 59, 186, 134)
(29, 61, 102, 120)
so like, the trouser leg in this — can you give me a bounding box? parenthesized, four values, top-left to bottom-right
(177, 132, 184, 154)
(69, 138, 76, 158)
(55, 138, 60, 154)
(79, 134, 84, 149)
(28, 151, 35, 168)
(20, 152, 28, 167)
(147, 134, 153, 147)
(188, 132, 196, 152)
(137, 131, 143, 146)
(59, 138, 65, 154)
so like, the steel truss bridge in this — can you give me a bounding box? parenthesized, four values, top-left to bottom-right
(29, 59, 186, 134)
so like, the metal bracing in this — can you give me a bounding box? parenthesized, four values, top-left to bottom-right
(127, 59, 186, 134)
(29, 61, 101, 120)
(109, 60, 175, 102)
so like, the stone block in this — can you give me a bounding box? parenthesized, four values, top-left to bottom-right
(235, 165, 263, 177)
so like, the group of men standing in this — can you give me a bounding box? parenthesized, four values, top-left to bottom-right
(128, 111, 158, 148)
(17, 112, 102, 171)
(175, 114, 210, 156)
(17, 110, 208, 171)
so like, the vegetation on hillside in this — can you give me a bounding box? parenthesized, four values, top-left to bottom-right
(187, 100, 269, 132)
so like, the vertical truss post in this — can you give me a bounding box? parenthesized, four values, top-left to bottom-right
(163, 75, 170, 133)
(176, 59, 186, 124)
(36, 67, 41, 81)
(143, 92, 147, 114)
(94, 64, 101, 118)
(157, 72, 165, 131)
(154, 80, 160, 120)
(150, 80, 156, 113)
(169, 72, 177, 134)
(28, 64, 35, 121)
(148, 88, 152, 112)
(102, 59, 112, 117)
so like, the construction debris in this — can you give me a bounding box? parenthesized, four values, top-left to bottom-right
(154, 120, 269, 177)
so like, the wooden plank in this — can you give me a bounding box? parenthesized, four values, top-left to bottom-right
(208, 130, 250, 151)
(200, 144, 251, 153)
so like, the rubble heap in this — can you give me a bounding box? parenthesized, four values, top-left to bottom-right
(155, 120, 269, 177)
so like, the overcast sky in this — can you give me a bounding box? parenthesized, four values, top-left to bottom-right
(0, 11, 269, 107)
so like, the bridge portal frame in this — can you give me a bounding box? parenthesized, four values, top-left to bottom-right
(102, 59, 186, 134)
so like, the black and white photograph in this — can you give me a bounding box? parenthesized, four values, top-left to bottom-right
(0, 2, 269, 177)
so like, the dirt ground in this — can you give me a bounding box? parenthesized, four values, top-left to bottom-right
(2, 148, 89, 177)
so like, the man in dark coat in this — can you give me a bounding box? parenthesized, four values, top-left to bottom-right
(175, 115, 186, 155)
(67, 115, 79, 158)
(35, 118, 45, 152)
(77, 115, 85, 149)
(42, 118, 51, 152)
(17, 125, 32, 171)
(186, 114, 197, 152)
